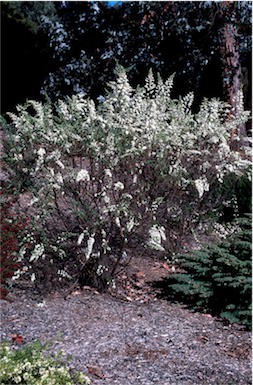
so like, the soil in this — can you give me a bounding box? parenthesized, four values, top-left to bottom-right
(0, 251, 251, 385)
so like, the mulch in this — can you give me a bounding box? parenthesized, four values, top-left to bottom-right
(0, 253, 251, 385)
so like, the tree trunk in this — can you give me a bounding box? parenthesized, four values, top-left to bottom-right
(217, 1, 247, 147)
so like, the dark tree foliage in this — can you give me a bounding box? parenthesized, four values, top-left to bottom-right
(40, 1, 251, 109)
(1, 1, 57, 113)
(40, 1, 112, 99)
(1, 1, 251, 116)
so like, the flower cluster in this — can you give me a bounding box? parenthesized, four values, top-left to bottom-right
(147, 225, 166, 251)
(0, 341, 90, 385)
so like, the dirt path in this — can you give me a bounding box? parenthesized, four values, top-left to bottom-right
(0, 254, 251, 385)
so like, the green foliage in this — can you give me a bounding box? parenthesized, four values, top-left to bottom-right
(215, 173, 252, 223)
(163, 214, 252, 329)
(1, 1, 57, 34)
(234, 174, 252, 215)
(0, 340, 90, 385)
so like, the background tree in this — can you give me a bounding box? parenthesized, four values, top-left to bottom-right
(1, 1, 251, 122)
(1, 1, 57, 113)
(216, 1, 249, 142)
(41, 1, 252, 115)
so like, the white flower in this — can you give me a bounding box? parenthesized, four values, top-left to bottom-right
(14, 153, 23, 161)
(105, 168, 113, 178)
(126, 217, 135, 232)
(46, 149, 61, 161)
(147, 225, 166, 251)
(114, 181, 124, 191)
(29, 244, 45, 262)
(12, 269, 22, 280)
(76, 169, 90, 182)
(29, 197, 39, 206)
(96, 264, 108, 276)
(56, 172, 64, 184)
(194, 177, 209, 199)
(57, 269, 72, 279)
(37, 147, 46, 157)
(53, 183, 61, 190)
(85, 233, 95, 260)
(103, 194, 110, 204)
(14, 134, 20, 142)
(35, 147, 46, 171)
(218, 142, 230, 156)
(115, 216, 121, 228)
(49, 167, 55, 176)
(56, 159, 65, 169)
(77, 232, 85, 245)
(225, 164, 234, 173)
(18, 246, 27, 260)
(31, 273, 36, 282)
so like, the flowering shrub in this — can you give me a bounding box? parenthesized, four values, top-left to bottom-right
(0, 340, 90, 384)
(0, 195, 28, 299)
(3, 66, 251, 291)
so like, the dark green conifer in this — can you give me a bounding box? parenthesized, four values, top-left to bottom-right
(164, 214, 252, 329)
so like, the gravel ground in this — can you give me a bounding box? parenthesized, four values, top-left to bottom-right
(0, 283, 251, 385)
